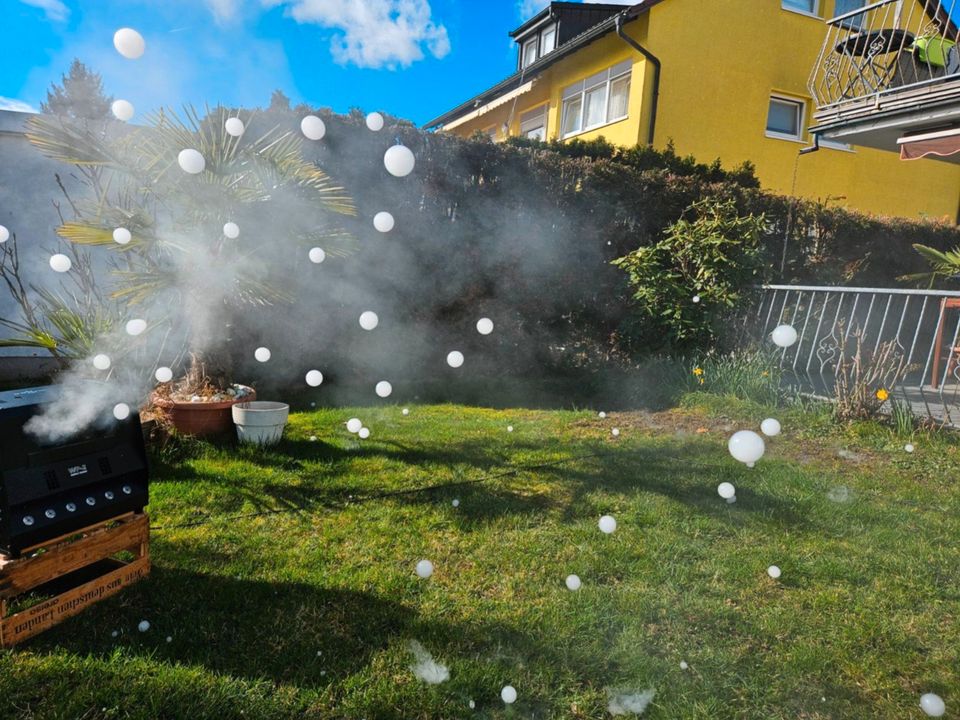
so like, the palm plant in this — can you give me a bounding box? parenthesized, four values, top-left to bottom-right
(901, 243, 960, 285)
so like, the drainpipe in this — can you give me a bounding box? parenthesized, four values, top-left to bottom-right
(799, 133, 820, 155)
(615, 12, 660, 146)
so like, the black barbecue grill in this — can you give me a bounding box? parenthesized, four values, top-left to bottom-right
(0, 385, 149, 557)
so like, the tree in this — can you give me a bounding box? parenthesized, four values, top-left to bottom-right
(267, 89, 291, 113)
(41, 59, 112, 121)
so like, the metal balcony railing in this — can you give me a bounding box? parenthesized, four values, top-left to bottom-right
(808, 0, 960, 111)
(751, 284, 960, 426)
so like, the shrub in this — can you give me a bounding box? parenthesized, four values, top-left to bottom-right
(833, 329, 908, 421)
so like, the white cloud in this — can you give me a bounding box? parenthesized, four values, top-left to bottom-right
(19, 0, 70, 22)
(262, 0, 450, 69)
(0, 97, 39, 113)
(205, 0, 241, 22)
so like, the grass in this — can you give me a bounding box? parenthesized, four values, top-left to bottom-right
(1, 396, 958, 719)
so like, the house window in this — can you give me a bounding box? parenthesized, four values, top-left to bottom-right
(766, 96, 805, 140)
(541, 24, 557, 55)
(520, 106, 548, 140)
(522, 38, 538, 69)
(560, 60, 632, 138)
(782, 0, 817, 15)
(835, 0, 866, 28)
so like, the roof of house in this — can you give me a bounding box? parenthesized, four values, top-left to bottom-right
(508, 2, 635, 39)
(423, 2, 648, 130)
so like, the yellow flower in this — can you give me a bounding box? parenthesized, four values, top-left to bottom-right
(761, 371, 769, 377)
(692, 367, 704, 376)
(876, 388, 889, 401)
(698, 377, 705, 385)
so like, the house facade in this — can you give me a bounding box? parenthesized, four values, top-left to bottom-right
(425, 1, 960, 221)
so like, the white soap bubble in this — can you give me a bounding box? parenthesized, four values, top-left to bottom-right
(402, 408, 410, 416)
(728, 430, 765, 465)
(717, 482, 736, 499)
(680, 661, 689, 670)
(359, 311, 379, 330)
(599, 411, 606, 419)
(254, 347, 271, 362)
(346, 418, 362, 433)
(111, 99, 134, 122)
(306, 370, 324, 387)
(375, 381, 393, 398)
(565, 574, 581, 591)
(760, 418, 781, 437)
(113, 403, 130, 420)
(125, 318, 146, 336)
(223, 222, 240, 239)
(308, 247, 326, 264)
(366, 112, 384, 131)
(507, 425, 514, 432)
(309, 436, 317, 442)
(155, 366, 173, 383)
(501, 685, 517, 704)
(384, 144, 416, 177)
(113, 28, 145, 59)
(767, 565, 782, 579)
(49, 253, 71, 272)
(692, 295, 701, 304)
(611, 428, 620, 437)
(301, 115, 326, 140)
(358, 427, 371, 439)
(771, 324, 798, 348)
(446, 351, 464, 368)
(113, 227, 132, 245)
(0, 226, 8, 243)
(92, 354, 111, 370)
(373, 211, 395, 233)
(452, 499, 460, 507)
(905, 443, 915, 453)
(920, 693, 946, 717)
(415, 559, 434, 578)
(468, 700, 475, 709)
(598, 515, 617, 534)
(177, 148, 205, 174)
(137, 619, 150, 632)
(224, 117, 245, 137)
(476, 318, 494, 335)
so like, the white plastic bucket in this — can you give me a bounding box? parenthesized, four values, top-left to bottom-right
(232, 401, 290, 446)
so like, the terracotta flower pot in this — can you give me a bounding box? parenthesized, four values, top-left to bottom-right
(152, 385, 256, 437)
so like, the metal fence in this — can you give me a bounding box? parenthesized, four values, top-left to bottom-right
(753, 284, 960, 426)
(808, 0, 960, 110)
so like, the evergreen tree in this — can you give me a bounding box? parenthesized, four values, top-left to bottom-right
(41, 60, 112, 121)
(267, 89, 291, 113)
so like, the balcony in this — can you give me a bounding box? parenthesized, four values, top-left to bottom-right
(808, 0, 960, 154)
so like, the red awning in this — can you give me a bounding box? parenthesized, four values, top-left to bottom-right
(899, 128, 960, 161)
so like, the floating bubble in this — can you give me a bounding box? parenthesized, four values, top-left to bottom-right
(373, 211, 395, 233)
(346, 418, 362, 433)
(565, 574, 581, 591)
(254, 347, 271, 362)
(366, 112, 384, 131)
(301, 115, 326, 140)
(611, 428, 620, 437)
(692, 295, 701, 304)
(125, 318, 147, 336)
(177, 148, 205, 174)
(49, 253, 71, 272)
(507, 425, 513, 432)
(468, 700, 475, 709)
(599, 411, 606, 419)
(113, 403, 130, 420)
(598, 515, 617, 534)
(375, 381, 393, 398)
(920, 693, 946, 717)
(308, 247, 326, 264)
(359, 311, 379, 330)
(223, 222, 240, 239)
(358, 427, 371, 439)
(446, 351, 464, 368)
(402, 408, 410, 416)
(767, 565, 782, 579)
(717, 482, 736, 499)
(905, 443, 915, 453)
(771, 324, 798, 348)
(306, 370, 324, 387)
(155, 366, 173, 383)
(408, 639, 450, 685)
(111, 99, 134, 122)
(137, 619, 150, 632)
(225, 117, 245, 137)
(384, 144, 416, 177)
(608, 688, 656, 716)
(415, 559, 434, 578)
(0, 226, 8, 243)
(113, 28, 145, 59)
(113, 227, 132, 245)
(827, 485, 850, 503)
(760, 418, 781, 437)
(501, 685, 517, 704)
(93, 354, 111, 370)
(476, 317, 494, 335)
(728, 430, 765, 465)
(452, 499, 460, 507)
(679, 661, 689, 670)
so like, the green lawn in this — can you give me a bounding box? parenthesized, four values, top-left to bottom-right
(2, 396, 957, 719)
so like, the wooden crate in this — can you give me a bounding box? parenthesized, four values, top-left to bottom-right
(0, 512, 150, 647)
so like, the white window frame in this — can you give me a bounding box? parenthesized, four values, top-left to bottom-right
(781, 0, 819, 18)
(520, 104, 548, 140)
(819, 136, 855, 152)
(560, 60, 633, 139)
(765, 95, 806, 142)
(521, 37, 538, 69)
(540, 23, 557, 56)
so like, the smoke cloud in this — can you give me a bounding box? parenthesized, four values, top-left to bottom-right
(407, 640, 450, 684)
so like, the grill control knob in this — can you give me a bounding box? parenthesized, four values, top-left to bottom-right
(22, 515, 34, 526)
(45, 509, 56, 519)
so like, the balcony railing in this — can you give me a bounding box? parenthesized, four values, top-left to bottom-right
(809, 0, 960, 111)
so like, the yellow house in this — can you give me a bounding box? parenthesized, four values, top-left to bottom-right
(424, 0, 960, 221)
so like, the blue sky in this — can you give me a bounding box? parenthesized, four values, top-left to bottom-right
(0, 0, 624, 126)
